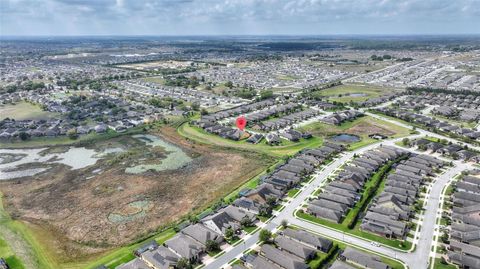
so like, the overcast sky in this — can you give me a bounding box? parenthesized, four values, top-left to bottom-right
(1, 0, 479, 36)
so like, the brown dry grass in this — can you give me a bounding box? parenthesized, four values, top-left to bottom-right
(0, 127, 273, 262)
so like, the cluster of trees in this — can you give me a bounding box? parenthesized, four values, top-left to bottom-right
(56, 72, 140, 90)
(407, 86, 480, 97)
(234, 88, 257, 99)
(1, 80, 45, 93)
(164, 75, 200, 88)
(396, 57, 414, 62)
(148, 97, 184, 109)
(370, 54, 392, 61)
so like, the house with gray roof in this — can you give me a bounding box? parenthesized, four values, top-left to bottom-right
(141, 246, 179, 269)
(275, 235, 316, 260)
(181, 223, 223, 245)
(116, 258, 150, 269)
(282, 228, 332, 252)
(260, 244, 310, 269)
(251, 255, 282, 269)
(340, 247, 389, 269)
(164, 234, 204, 262)
(329, 260, 356, 269)
(307, 204, 343, 223)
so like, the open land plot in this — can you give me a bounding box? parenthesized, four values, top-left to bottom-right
(178, 122, 323, 157)
(312, 84, 391, 103)
(0, 101, 60, 121)
(140, 76, 166, 85)
(310, 60, 393, 74)
(297, 116, 411, 150)
(116, 60, 197, 71)
(428, 113, 478, 129)
(0, 126, 274, 268)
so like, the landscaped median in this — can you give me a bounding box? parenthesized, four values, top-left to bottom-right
(296, 154, 415, 252)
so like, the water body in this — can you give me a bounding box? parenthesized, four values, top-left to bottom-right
(0, 147, 99, 180)
(330, 134, 361, 143)
(348, 93, 368, 97)
(125, 134, 192, 174)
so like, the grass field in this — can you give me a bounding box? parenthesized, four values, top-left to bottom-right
(177, 122, 323, 157)
(291, 225, 406, 269)
(297, 116, 411, 150)
(141, 76, 166, 84)
(311, 84, 390, 103)
(0, 101, 60, 121)
(297, 212, 411, 250)
(0, 235, 25, 269)
(433, 258, 458, 269)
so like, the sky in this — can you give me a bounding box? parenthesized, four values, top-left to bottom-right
(1, 0, 479, 36)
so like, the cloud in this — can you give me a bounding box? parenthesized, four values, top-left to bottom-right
(0, 0, 478, 35)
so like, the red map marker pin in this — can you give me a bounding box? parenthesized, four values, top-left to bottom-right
(236, 116, 247, 131)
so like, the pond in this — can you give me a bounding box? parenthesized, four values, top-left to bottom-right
(330, 134, 361, 143)
(348, 93, 368, 97)
(125, 134, 192, 174)
(0, 147, 99, 180)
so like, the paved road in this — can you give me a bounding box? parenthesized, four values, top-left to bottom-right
(205, 114, 477, 269)
(206, 136, 414, 269)
(365, 111, 480, 152)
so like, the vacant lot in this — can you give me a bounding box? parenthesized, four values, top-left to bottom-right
(0, 127, 274, 267)
(312, 84, 390, 103)
(0, 101, 60, 121)
(140, 76, 166, 84)
(297, 116, 411, 149)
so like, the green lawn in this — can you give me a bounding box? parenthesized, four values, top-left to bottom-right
(293, 226, 406, 269)
(433, 258, 458, 269)
(297, 116, 410, 151)
(311, 84, 390, 103)
(0, 235, 25, 269)
(0, 101, 60, 121)
(243, 226, 258, 234)
(83, 228, 176, 269)
(178, 123, 323, 157)
(288, 189, 300, 198)
(141, 76, 166, 85)
(296, 212, 411, 250)
(341, 159, 400, 228)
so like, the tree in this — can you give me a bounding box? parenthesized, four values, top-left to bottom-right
(240, 216, 253, 227)
(402, 138, 410, 146)
(260, 90, 274, 100)
(225, 81, 233, 88)
(176, 258, 192, 269)
(200, 108, 209, 115)
(67, 128, 78, 140)
(258, 203, 272, 217)
(18, 131, 30, 141)
(191, 102, 200, 111)
(281, 219, 288, 228)
(266, 196, 277, 207)
(259, 229, 272, 242)
(225, 227, 234, 239)
(205, 240, 220, 252)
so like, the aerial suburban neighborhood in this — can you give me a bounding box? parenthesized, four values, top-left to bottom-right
(1, 1, 480, 269)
